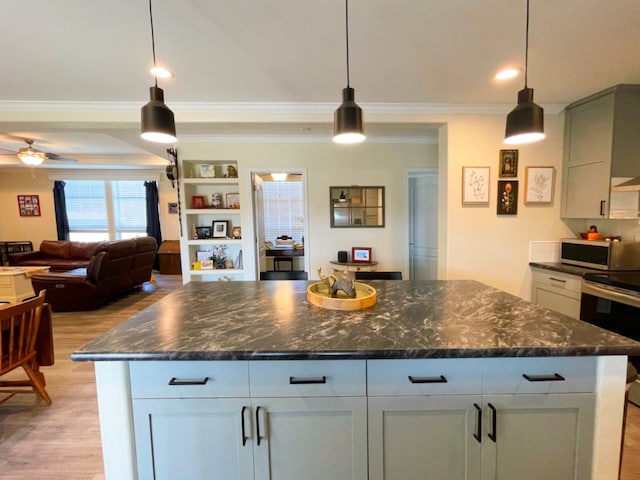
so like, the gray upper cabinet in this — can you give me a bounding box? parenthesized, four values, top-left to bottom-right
(561, 84, 640, 219)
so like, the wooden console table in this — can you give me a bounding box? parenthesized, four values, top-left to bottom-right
(330, 261, 378, 279)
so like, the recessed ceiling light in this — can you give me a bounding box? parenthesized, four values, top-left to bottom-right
(149, 66, 174, 79)
(495, 68, 520, 81)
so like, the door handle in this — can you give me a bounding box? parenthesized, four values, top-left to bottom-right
(168, 377, 209, 386)
(289, 376, 327, 384)
(408, 375, 448, 383)
(488, 403, 497, 443)
(241, 406, 249, 446)
(522, 373, 565, 382)
(473, 403, 482, 443)
(600, 200, 606, 216)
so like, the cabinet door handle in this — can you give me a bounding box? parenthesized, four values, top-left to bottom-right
(289, 376, 327, 384)
(473, 403, 482, 443)
(408, 375, 448, 384)
(241, 406, 249, 446)
(600, 200, 606, 216)
(488, 403, 497, 443)
(255, 406, 263, 446)
(168, 377, 209, 386)
(522, 373, 565, 382)
(549, 277, 566, 285)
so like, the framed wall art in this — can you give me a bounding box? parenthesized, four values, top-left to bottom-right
(524, 166, 555, 204)
(17, 194, 41, 217)
(497, 180, 518, 215)
(168, 202, 178, 214)
(462, 167, 490, 205)
(352, 247, 372, 263)
(499, 149, 518, 178)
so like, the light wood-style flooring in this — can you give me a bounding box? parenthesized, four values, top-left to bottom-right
(0, 273, 639, 479)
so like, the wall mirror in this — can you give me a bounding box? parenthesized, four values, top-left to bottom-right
(330, 186, 385, 228)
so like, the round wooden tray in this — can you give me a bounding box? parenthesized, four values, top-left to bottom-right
(307, 282, 377, 311)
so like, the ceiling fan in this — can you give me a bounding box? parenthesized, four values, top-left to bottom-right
(0, 136, 78, 166)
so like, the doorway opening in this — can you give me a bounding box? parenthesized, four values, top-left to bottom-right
(251, 171, 308, 280)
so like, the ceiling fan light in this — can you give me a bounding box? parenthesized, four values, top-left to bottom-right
(504, 87, 545, 145)
(333, 87, 365, 144)
(141, 86, 177, 144)
(17, 147, 46, 166)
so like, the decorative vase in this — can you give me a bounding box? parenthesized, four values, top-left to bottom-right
(215, 260, 226, 269)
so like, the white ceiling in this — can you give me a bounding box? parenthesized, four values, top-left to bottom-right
(1, 0, 639, 167)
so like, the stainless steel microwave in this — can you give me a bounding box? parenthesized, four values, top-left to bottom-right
(561, 239, 640, 270)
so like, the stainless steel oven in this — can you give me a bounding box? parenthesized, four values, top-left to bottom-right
(581, 272, 640, 404)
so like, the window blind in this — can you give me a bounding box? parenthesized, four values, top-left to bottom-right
(262, 181, 304, 243)
(65, 180, 108, 231)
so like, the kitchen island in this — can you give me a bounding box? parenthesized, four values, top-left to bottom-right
(72, 280, 640, 480)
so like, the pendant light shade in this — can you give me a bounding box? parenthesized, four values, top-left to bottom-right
(140, 0, 176, 144)
(141, 86, 176, 143)
(504, 87, 544, 144)
(333, 0, 365, 144)
(334, 87, 365, 144)
(504, 0, 544, 145)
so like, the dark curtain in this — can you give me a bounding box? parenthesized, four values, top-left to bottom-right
(53, 181, 70, 240)
(144, 181, 163, 270)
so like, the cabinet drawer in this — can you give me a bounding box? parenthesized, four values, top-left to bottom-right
(367, 359, 482, 396)
(129, 361, 249, 398)
(482, 357, 597, 394)
(249, 360, 366, 397)
(531, 270, 582, 294)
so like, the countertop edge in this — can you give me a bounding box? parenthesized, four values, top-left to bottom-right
(70, 346, 640, 362)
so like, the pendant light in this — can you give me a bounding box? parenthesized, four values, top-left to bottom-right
(333, 0, 365, 144)
(504, 0, 544, 145)
(141, 0, 176, 144)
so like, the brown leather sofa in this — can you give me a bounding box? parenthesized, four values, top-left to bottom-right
(8, 240, 101, 271)
(29, 237, 157, 311)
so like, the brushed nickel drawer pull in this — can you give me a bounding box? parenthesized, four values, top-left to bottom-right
(289, 376, 327, 384)
(408, 375, 448, 384)
(168, 377, 209, 386)
(522, 373, 565, 382)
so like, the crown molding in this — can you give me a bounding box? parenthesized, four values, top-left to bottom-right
(0, 100, 566, 116)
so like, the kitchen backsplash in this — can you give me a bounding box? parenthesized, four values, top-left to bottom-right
(529, 241, 561, 263)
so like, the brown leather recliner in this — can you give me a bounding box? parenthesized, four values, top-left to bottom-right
(30, 237, 157, 312)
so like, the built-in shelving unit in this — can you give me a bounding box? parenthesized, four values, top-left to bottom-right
(179, 160, 246, 283)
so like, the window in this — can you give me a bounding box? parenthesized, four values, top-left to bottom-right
(262, 180, 304, 243)
(65, 180, 147, 241)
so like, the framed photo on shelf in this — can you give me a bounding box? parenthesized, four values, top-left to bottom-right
(497, 180, 518, 215)
(524, 166, 555, 204)
(351, 247, 372, 263)
(462, 167, 490, 205)
(231, 226, 242, 239)
(17, 194, 41, 217)
(191, 195, 206, 209)
(196, 226, 212, 239)
(212, 220, 230, 238)
(226, 193, 240, 209)
(200, 260, 214, 270)
(499, 149, 518, 178)
(199, 164, 216, 178)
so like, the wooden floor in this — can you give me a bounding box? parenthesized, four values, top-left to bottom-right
(0, 273, 639, 479)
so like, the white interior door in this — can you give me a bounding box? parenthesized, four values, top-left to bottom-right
(252, 174, 267, 277)
(408, 171, 438, 280)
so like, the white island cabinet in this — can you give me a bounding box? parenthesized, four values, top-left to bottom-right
(94, 356, 624, 480)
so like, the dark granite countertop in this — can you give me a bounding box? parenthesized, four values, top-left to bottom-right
(529, 262, 606, 277)
(71, 280, 640, 362)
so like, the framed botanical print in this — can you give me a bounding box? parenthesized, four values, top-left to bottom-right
(462, 167, 490, 205)
(497, 180, 518, 215)
(524, 166, 555, 204)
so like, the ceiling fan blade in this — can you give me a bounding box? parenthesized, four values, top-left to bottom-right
(46, 153, 78, 163)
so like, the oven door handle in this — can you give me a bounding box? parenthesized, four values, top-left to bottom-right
(582, 281, 640, 309)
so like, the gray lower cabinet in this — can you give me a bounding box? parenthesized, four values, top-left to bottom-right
(130, 358, 596, 480)
(531, 268, 582, 319)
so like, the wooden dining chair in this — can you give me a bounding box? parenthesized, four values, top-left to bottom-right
(0, 290, 52, 405)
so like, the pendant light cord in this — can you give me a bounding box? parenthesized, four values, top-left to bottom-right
(524, 0, 530, 88)
(148, 0, 158, 88)
(345, 0, 351, 87)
